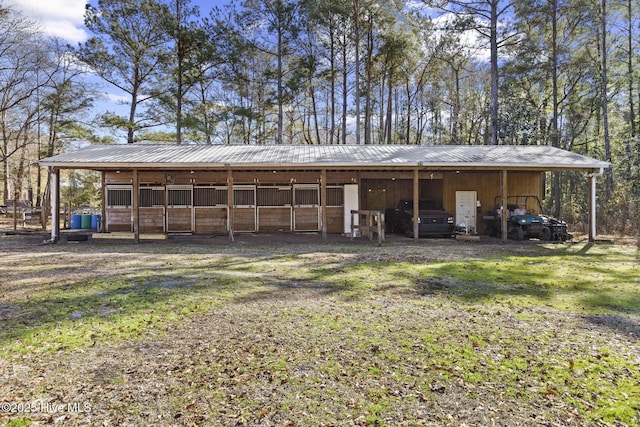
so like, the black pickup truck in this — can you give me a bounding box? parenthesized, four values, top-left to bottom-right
(385, 199, 455, 237)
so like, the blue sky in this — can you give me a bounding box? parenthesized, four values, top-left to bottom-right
(14, 0, 230, 139)
(14, 0, 482, 143)
(14, 0, 88, 43)
(14, 0, 227, 44)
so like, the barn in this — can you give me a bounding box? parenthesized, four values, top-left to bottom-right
(38, 144, 610, 243)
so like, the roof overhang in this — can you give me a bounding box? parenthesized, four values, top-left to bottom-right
(38, 144, 612, 172)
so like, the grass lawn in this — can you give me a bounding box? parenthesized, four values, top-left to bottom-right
(0, 233, 638, 426)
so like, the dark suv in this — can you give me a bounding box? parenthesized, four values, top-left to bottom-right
(386, 199, 455, 237)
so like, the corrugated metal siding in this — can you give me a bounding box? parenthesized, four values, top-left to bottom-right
(39, 144, 611, 170)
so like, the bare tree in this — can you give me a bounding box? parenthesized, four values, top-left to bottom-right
(599, 0, 612, 197)
(0, 7, 51, 202)
(425, 0, 517, 145)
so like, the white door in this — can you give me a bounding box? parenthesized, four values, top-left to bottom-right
(455, 191, 477, 231)
(343, 184, 359, 234)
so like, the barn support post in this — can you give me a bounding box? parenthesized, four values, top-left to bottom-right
(132, 169, 139, 243)
(501, 169, 508, 243)
(12, 189, 18, 231)
(321, 169, 327, 241)
(413, 168, 419, 241)
(49, 167, 60, 243)
(227, 169, 234, 242)
(588, 168, 602, 242)
(100, 171, 106, 232)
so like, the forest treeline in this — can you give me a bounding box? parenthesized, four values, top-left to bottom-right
(0, 0, 638, 233)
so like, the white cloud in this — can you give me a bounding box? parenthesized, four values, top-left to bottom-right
(105, 92, 130, 104)
(432, 13, 490, 61)
(12, 0, 88, 43)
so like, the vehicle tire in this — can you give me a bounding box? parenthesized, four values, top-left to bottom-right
(540, 226, 551, 241)
(509, 227, 524, 241)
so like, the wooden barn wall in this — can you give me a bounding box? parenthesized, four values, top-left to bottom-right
(294, 207, 320, 231)
(104, 170, 349, 235)
(443, 171, 542, 233)
(325, 207, 343, 234)
(167, 207, 192, 232)
(361, 174, 444, 211)
(102, 170, 542, 236)
(139, 207, 164, 233)
(234, 208, 256, 232)
(105, 171, 356, 186)
(257, 207, 292, 232)
(194, 208, 227, 234)
(106, 208, 132, 232)
(442, 171, 542, 212)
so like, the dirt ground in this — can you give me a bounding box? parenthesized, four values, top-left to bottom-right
(0, 226, 638, 426)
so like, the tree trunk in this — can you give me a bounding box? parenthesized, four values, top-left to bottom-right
(1, 114, 8, 203)
(451, 67, 461, 144)
(329, 23, 336, 145)
(379, 75, 385, 144)
(551, 0, 561, 218)
(310, 82, 321, 144)
(277, 23, 284, 145)
(353, 0, 361, 145)
(342, 32, 348, 145)
(489, 0, 499, 146)
(199, 83, 212, 144)
(601, 0, 613, 197)
(175, 0, 183, 145)
(627, 0, 636, 138)
(364, 22, 373, 145)
(128, 74, 139, 144)
(385, 70, 393, 144)
(405, 80, 412, 144)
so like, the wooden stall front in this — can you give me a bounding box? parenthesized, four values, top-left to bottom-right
(103, 169, 543, 236)
(103, 170, 352, 235)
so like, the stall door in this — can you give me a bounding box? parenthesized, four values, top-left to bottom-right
(293, 185, 319, 231)
(193, 186, 228, 234)
(325, 186, 344, 234)
(139, 186, 165, 233)
(258, 186, 292, 232)
(105, 185, 133, 232)
(233, 186, 256, 232)
(167, 185, 193, 232)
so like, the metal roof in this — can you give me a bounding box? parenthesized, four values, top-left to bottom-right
(38, 144, 610, 171)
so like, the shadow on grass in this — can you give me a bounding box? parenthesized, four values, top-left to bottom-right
(0, 269, 243, 352)
(415, 276, 551, 301)
(2, 236, 638, 354)
(583, 313, 640, 340)
(237, 239, 639, 311)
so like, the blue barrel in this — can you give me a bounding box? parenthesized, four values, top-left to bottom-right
(70, 214, 82, 229)
(81, 214, 92, 229)
(91, 214, 102, 230)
